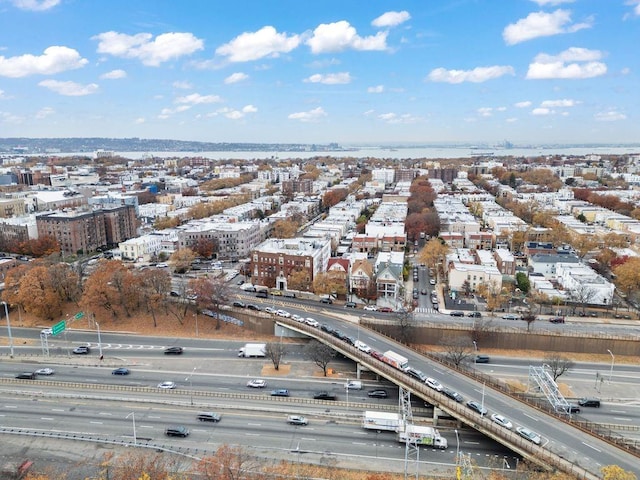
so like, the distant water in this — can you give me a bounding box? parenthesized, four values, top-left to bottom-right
(36, 145, 640, 161)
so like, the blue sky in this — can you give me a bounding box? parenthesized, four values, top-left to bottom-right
(0, 0, 638, 145)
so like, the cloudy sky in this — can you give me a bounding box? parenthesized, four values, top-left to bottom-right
(0, 0, 638, 145)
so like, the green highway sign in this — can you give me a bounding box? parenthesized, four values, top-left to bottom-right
(75, 312, 85, 320)
(52, 320, 66, 336)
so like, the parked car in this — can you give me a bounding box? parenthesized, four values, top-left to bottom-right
(378, 307, 393, 313)
(111, 367, 130, 375)
(35, 368, 55, 376)
(157, 381, 177, 389)
(344, 301, 357, 308)
(320, 297, 333, 304)
(363, 305, 378, 311)
(442, 388, 464, 403)
(449, 311, 464, 317)
(164, 346, 183, 355)
(429, 279, 436, 285)
(197, 412, 221, 422)
(491, 413, 513, 430)
(287, 415, 308, 425)
(264, 306, 276, 314)
(246, 304, 261, 311)
(165, 426, 189, 437)
(467, 311, 482, 318)
(578, 398, 601, 407)
(271, 389, 290, 397)
(247, 379, 266, 388)
(516, 426, 541, 445)
(232, 300, 246, 308)
(368, 389, 388, 398)
(313, 391, 337, 400)
(466, 400, 488, 416)
(549, 316, 565, 324)
(72, 345, 90, 354)
(502, 313, 521, 320)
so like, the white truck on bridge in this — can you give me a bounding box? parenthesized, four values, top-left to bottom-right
(362, 411, 404, 432)
(381, 350, 410, 372)
(238, 343, 266, 358)
(398, 424, 448, 449)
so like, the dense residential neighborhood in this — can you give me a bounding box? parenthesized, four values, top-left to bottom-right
(1, 151, 640, 319)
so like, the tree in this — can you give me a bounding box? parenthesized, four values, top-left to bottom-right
(170, 248, 196, 273)
(544, 353, 574, 381)
(476, 280, 507, 314)
(521, 309, 536, 332)
(613, 257, 640, 300)
(515, 272, 530, 294)
(470, 317, 495, 344)
(571, 284, 598, 314)
(192, 237, 218, 259)
(265, 342, 287, 371)
(440, 335, 474, 367)
(304, 340, 336, 376)
(80, 260, 128, 319)
(395, 307, 413, 344)
(287, 269, 311, 291)
(417, 238, 449, 271)
(195, 445, 263, 480)
(14, 265, 64, 320)
(190, 276, 231, 329)
(322, 188, 348, 208)
(272, 219, 299, 238)
(601, 465, 637, 480)
(137, 268, 171, 327)
(312, 272, 346, 296)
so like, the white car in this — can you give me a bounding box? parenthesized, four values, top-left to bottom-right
(35, 367, 55, 375)
(157, 381, 177, 389)
(354, 340, 371, 353)
(247, 379, 266, 388)
(491, 413, 513, 430)
(291, 314, 304, 322)
(276, 310, 290, 318)
(305, 318, 319, 327)
(425, 377, 443, 392)
(516, 426, 541, 445)
(40, 328, 53, 336)
(363, 305, 378, 311)
(264, 307, 276, 314)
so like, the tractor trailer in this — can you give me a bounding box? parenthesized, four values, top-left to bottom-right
(398, 424, 448, 449)
(362, 411, 404, 432)
(238, 343, 266, 358)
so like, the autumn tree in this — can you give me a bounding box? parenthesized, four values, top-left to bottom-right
(613, 257, 640, 300)
(476, 281, 507, 314)
(287, 269, 311, 292)
(405, 212, 440, 242)
(601, 465, 637, 480)
(265, 342, 287, 371)
(272, 219, 299, 238)
(170, 247, 196, 273)
(312, 272, 346, 296)
(304, 340, 336, 376)
(153, 216, 181, 230)
(322, 188, 348, 209)
(190, 276, 230, 329)
(417, 238, 449, 271)
(80, 260, 127, 319)
(195, 445, 264, 480)
(12, 265, 64, 320)
(192, 237, 218, 259)
(137, 268, 172, 327)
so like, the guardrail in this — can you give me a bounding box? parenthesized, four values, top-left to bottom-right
(276, 318, 602, 480)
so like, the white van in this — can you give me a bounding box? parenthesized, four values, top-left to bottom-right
(345, 380, 362, 390)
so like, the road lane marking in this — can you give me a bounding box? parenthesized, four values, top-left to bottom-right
(40, 417, 54, 420)
(301, 437, 316, 441)
(52, 409, 65, 412)
(98, 412, 112, 416)
(4, 405, 17, 408)
(581, 442, 601, 453)
(352, 442, 367, 445)
(90, 421, 103, 424)
(148, 415, 161, 419)
(139, 425, 153, 429)
(613, 417, 633, 421)
(247, 423, 262, 426)
(245, 433, 260, 436)
(463, 441, 480, 445)
(522, 413, 538, 422)
(611, 410, 626, 413)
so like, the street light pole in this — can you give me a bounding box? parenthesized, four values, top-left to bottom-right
(96, 321, 102, 359)
(126, 412, 136, 445)
(1, 301, 14, 358)
(186, 367, 197, 405)
(473, 341, 477, 363)
(607, 349, 614, 382)
(454, 428, 460, 466)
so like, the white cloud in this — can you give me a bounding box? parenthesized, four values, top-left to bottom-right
(477, 107, 493, 117)
(540, 98, 579, 107)
(514, 101, 532, 108)
(306, 21, 388, 53)
(174, 93, 222, 105)
(11, 0, 60, 11)
(100, 69, 127, 80)
(288, 106, 327, 122)
(594, 110, 627, 121)
(173, 81, 192, 89)
(368, 85, 384, 93)
(377, 112, 421, 124)
(532, 107, 552, 115)
(94, 31, 204, 66)
(0, 89, 5, 99)
(38, 80, 99, 96)
(35, 106, 54, 119)
(503, 9, 592, 45)
(0, 111, 24, 124)
(304, 72, 351, 85)
(526, 47, 607, 79)
(223, 105, 257, 120)
(135, 117, 145, 124)
(629, 0, 640, 17)
(242, 105, 257, 113)
(372, 11, 411, 28)
(0, 46, 87, 78)
(224, 72, 249, 84)
(216, 26, 300, 62)
(530, 0, 574, 5)
(427, 65, 514, 83)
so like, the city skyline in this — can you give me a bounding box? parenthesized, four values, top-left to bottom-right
(0, 0, 638, 145)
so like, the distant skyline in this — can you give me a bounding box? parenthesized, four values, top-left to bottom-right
(0, 0, 638, 145)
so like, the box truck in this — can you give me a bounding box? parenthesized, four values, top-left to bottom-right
(362, 411, 404, 432)
(238, 343, 266, 358)
(381, 350, 410, 372)
(398, 424, 448, 449)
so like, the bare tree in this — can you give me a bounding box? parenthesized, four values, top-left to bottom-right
(572, 284, 598, 314)
(303, 340, 336, 376)
(264, 342, 287, 371)
(471, 317, 495, 344)
(521, 309, 537, 332)
(395, 306, 414, 344)
(440, 335, 474, 367)
(190, 276, 231, 330)
(544, 353, 574, 381)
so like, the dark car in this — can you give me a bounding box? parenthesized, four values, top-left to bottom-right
(111, 367, 130, 375)
(466, 400, 488, 416)
(197, 412, 221, 422)
(342, 336, 356, 346)
(406, 368, 427, 382)
(72, 345, 90, 354)
(467, 311, 482, 318)
(443, 388, 464, 403)
(344, 301, 357, 308)
(271, 389, 290, 397)
(313, 391, 337, 400)
(15, 372, 36, 380)
(165, 426, 190, 437)
(549, 316, 565, 324)
(565, 404, 581, 414)
(475, 354, 490, 364)
(232, 300, 246, 308)
(578, 398, 600, 407)
(164, 346, 184, 355)
(320, 297, 333, 304)
(370, 350, 384, 360)
(246, 304, 261, 311)
(320, 323, 334, 334)
(449, 311, 464, 317)
(368, 389, 388, 398)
